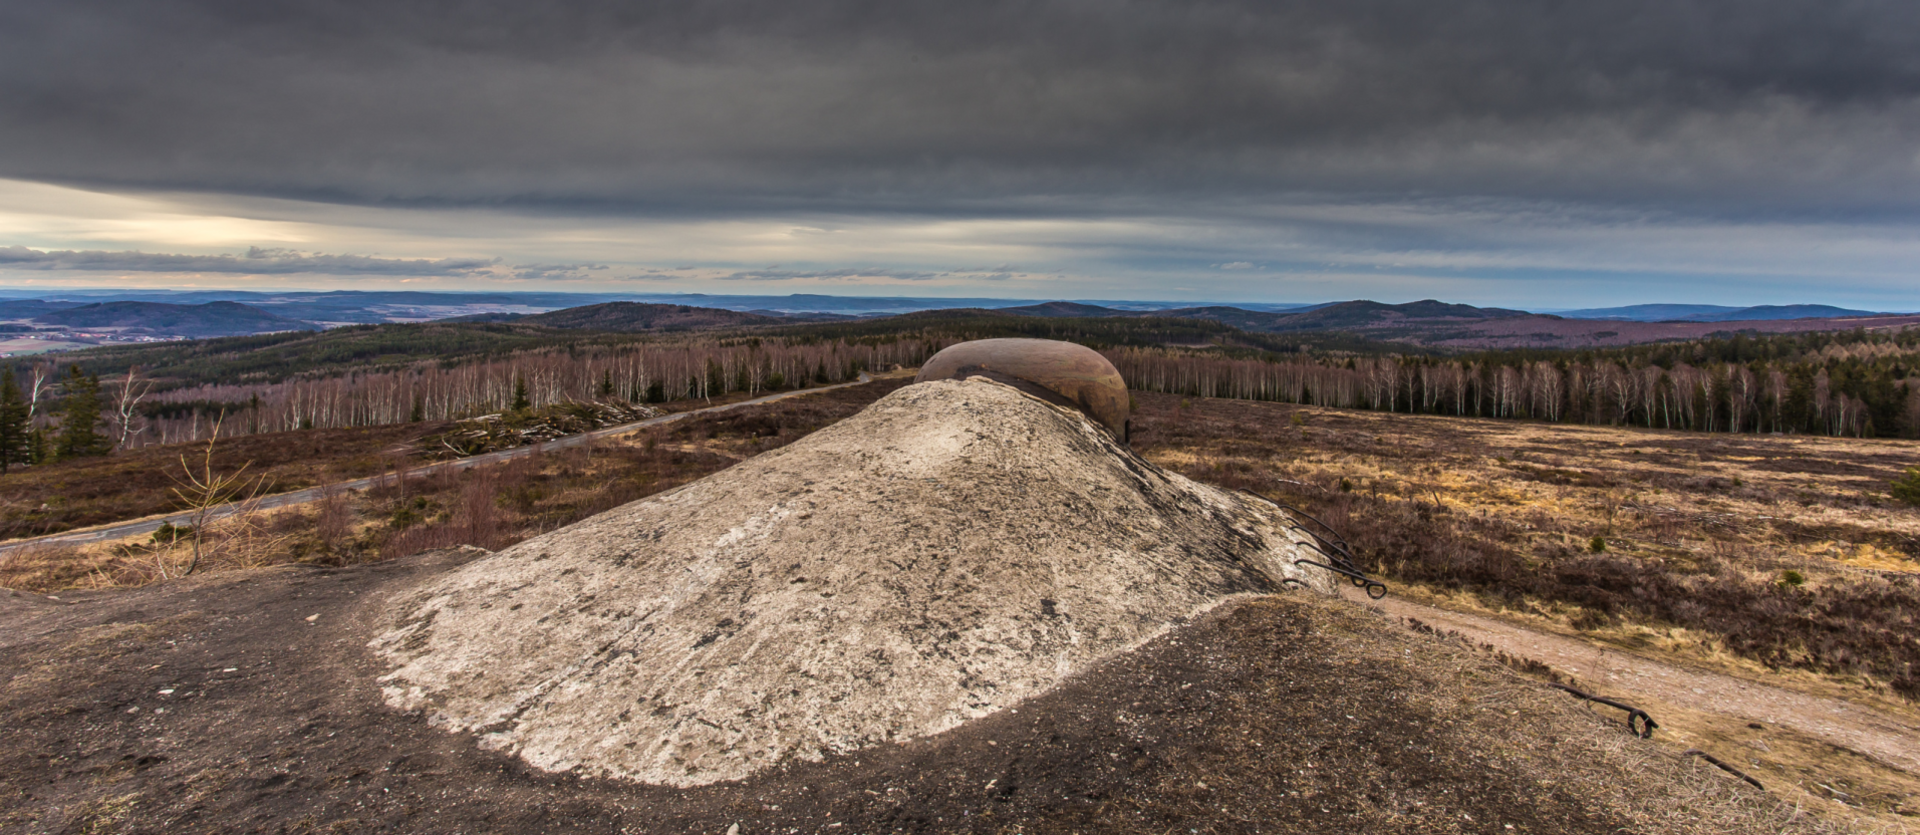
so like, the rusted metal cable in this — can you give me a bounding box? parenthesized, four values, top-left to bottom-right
(1236, 489, 1385, 598)
(1294, 558, 1388, 599)
(1269, 501, 1353, 552)
(1683, 750, 1765, 791)
(1548, 683, 1657, 738)
(1284, 522, 1365, 575)
(1293, 539, 1378, 591)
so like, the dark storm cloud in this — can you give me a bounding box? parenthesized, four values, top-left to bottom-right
(3, 0, 1918, 212)
(0, 246, 497, 275)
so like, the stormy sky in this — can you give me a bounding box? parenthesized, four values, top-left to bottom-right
(2, 0, 1918, 307)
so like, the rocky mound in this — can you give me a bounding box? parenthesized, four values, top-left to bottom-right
(372, 377, 1334, 786)
(1, 551, 1817, 834)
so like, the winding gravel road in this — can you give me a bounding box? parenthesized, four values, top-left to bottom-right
(0, 373, 872, 555)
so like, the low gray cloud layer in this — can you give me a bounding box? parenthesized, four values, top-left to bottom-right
(0, 246, 498, 275)
(3, 0, 1918, 215)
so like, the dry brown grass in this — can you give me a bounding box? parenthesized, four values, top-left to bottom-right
(0, 421, 455, 542)
(0, 376, 916, 594)
(1132, 391, 1920, 698)
(1133, 391, 1920, 829)
(8, 377, 1912, 827)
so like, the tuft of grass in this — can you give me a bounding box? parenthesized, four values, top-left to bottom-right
(1892, 465, 1920, 506)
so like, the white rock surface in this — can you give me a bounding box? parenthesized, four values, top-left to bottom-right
(372, 378, 1333, 786)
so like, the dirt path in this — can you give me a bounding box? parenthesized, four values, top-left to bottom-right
(1341, 586, 1920, 776)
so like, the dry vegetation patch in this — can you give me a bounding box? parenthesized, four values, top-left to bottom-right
(1130, 391, 1920, 704)
(0, 377, 915, 594)
(0, 421, 454, 541)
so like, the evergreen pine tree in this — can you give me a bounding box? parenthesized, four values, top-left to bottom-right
(55, 367, 109, 459)
(28, 426, 49, 465)
(0, 369, 29, 472)
(511, 375, 531, 412)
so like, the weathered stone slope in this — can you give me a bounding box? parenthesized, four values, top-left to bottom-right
(1, 553, 1818, 834)
(372, 378, 1332, 786)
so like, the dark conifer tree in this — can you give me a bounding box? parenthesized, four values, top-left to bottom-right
(511, 375, 531, 412)
(55, 367, 109, 459)
(0, 369, 30, 471)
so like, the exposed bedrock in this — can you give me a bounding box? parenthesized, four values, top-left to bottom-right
(372, 377, 1332, 786)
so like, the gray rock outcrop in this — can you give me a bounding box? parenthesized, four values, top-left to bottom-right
(372, 377, 1333, 786)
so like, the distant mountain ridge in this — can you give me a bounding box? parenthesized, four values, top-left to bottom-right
(1680, 304, 1881, 322)
(517, 302, 780, 331)
(32, 301, 318, 338)
(1555, 303, 1883, 322)
(958, 297, 1920, 349)
(998, 298, 1532, 331)
(0, 299, 85, 320)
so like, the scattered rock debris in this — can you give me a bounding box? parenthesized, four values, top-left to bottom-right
(419, 399, 663, 458)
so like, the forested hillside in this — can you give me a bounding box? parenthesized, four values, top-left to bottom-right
(13, 311, 1919, 461)
(1108, 328, 1920, 438)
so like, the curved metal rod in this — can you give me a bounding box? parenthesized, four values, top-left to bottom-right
(1290, 534, 1368, 584)
(1683, 749, 1765, 791)
(1548, 683, 1658, 739)
(1284, 522, 1360, 567)
(1293, 558, 1388, 599)
(1269, 501, 1353, 552)
(1231, 487, 1355, 552)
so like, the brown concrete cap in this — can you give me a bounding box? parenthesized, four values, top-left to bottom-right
(915, 338, 1130, 441)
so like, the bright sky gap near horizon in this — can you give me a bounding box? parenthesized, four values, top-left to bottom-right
(2, 1, 1918, 310)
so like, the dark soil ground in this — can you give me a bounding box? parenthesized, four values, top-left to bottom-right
(2, 549, 1823, 835)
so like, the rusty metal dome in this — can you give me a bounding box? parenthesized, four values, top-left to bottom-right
(915, 338, 1130, 442)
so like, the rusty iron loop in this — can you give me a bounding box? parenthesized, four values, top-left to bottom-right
(1294, 558, 1388, 599)
(1548, 683, 1658, 739)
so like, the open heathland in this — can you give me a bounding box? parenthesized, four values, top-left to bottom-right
(5, 375, 1916, 829)
(1127, 391, 1920, 702)
(0, 421, 453, 542)
(0, 377, 915, 591)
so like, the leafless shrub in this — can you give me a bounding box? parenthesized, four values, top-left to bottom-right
(314, 484, 354, 554)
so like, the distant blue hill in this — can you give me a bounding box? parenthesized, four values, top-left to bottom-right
(0, 288, 1321, 322)
(1681, 304, 1880, 322)
(1556, 303, 1881, 322)
(1554, 304, 1740, 321)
